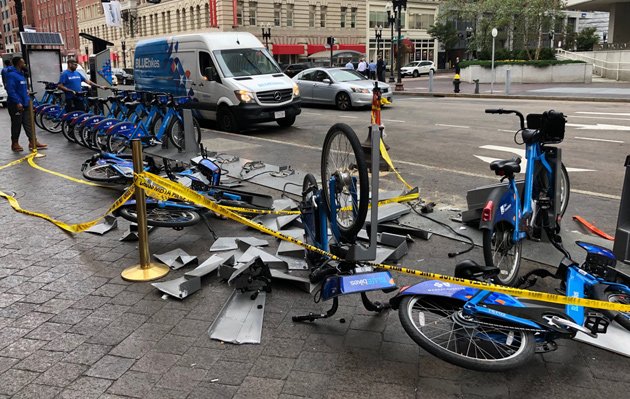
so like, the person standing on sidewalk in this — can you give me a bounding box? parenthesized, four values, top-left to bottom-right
(376, 55, 386, 82)
(357, 59, 368, 77)
(1, 59, 11, 86)
(5, 56, 46, 152)
(345, 60, 355, 69)
(58, 59, 105, 112)
(368, 60, 377, 80)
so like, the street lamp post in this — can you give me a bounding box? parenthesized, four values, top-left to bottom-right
(375, 26, 382, 62)
(386, 3, 396, 83)
(121, 40, 127, 69)
(393, 0, 407, 92)
(261, 23, 271, 50)
(465, 27, 473, 60)
(491, 28, 497, 94)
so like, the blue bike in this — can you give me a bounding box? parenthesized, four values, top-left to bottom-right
(481, 109, 570, 285)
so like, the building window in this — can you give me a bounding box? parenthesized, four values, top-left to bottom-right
(320, 5, 326, 28)
(249, 1, 257, 26)
(369, 11, 389, 28)
(340, 6, 347, 28)
(286, 3, 293, 27)
(274, 3, 281, 27)
(205, 4, 209, 28)
(309, 5, 315, 28)
(176, 9, 180, 31)
(351, 7, 357, 28)
(162, 12, 166, 34)
(236, 1, 243, 25)
(196, 5, 202, 29)
(182, 8, 186, 29)
(167, 10, 171, 31)
(409, 13, 433, 30)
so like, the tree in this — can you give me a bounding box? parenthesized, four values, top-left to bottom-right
(427, 21, 459, 61)
(576, 27, 599, 51)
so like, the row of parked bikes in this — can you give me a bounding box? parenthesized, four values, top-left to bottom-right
(34, 80, 630, 371)
(32, 81, 201, 154)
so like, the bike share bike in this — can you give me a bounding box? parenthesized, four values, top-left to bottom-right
(292, 87, 630, 371)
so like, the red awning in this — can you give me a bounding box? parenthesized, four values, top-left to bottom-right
(272, 44, 305, 55)
(307, 44, 327, 55)
(339, 44, 366, 54)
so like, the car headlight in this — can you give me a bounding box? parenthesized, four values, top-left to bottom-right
(350, 87, 370, 94)
(235, 90, 255, 103)
(293, 83, 300, 97)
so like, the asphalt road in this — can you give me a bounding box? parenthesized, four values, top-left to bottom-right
(199, 96, 628, 236)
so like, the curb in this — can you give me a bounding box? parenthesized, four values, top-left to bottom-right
(392, 91, 630, 103)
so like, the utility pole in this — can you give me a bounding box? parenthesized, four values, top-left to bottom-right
(393, 0, 407, 92)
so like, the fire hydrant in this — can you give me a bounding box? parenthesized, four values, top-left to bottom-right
(453, 74, 461, 93)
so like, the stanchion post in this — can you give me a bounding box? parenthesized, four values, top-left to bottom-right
(505, 69, 511, 95)
(121, 139, 170, 282)
(428, 70, 433, 93)
(28, 103, 45, 158)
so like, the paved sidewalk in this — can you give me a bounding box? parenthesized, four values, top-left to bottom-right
(0, 111, 628, 399)
(394, 74, 630, 102)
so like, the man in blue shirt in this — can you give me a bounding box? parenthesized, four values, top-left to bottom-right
(58, 58, 104, 112)
(368, 60, 377, 80)
(5, 56, 46, 152)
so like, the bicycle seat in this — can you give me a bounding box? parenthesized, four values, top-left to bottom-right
(87, 97, 100, 103)
(454, 260, 500, 281)
(490, 158, 521, 177)
(98, 98, 109, 104)
(53, 90, 64, 96)
(521, 128, 541, 145)
(124, 101, 141, 110)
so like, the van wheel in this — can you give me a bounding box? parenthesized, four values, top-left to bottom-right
(277, 115, 296, 127)
(217, 106, 239, 132)
(335, 92, 352, 111)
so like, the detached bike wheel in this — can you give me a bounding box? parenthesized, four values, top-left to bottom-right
(320, 123, 369, 242)
(119, 205, 201, 228)
(483, 223, 522, 286)
(558, 163, 570, 217)
(593, 287, 630, 331)
(398, 295, 536, 371)
(82, 163, 126, 183)
(167, 117, 202, 150)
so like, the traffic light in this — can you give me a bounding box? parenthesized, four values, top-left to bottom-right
(326, 36, 335, 46)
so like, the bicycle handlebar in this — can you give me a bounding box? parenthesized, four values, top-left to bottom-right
(485, 108, 525, 130)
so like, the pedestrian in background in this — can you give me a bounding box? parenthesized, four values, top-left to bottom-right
(5, 56, 46, 152)
(58, 59, 105, 112)
(357, 58, 368, 76)
(368, 59, 377, 80)
(345, 60, 354, 69)
(1, 59, 10, 87)
(376, 55, 386, 82)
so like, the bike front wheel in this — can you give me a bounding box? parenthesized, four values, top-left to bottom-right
(41, 114, 62, 134)
(82, 163, 127, 183)
(167, 117, 202, 150)
(483, 222, 522, 286)
(593, 287, 630, 331)
(119, 205, 201, 228)
(398, 295, 536, 371)
(320, 123, 369, 242)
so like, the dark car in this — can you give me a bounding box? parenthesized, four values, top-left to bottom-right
(283, 63, 314, 78)
(113, 68, 134, 85)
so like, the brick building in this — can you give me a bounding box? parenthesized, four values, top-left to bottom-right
(1, 0, 36, 54)
(33, 0, 81, 58)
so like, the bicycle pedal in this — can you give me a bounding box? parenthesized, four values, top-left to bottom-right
(585, 312, 610, 335)
(535, 341, 558, 353)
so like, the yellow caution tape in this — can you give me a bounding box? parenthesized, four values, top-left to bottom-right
(0, 187, 135, 233)
(27, 156, 115, 188)
(135, 171, 630, 313)
(0, 153, 33, 171)
(379, 139, 416, 193)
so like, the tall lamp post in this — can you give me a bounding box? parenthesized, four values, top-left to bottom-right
(261, 23, 271, 50)
(121, 40, 127, 69)
(491, 28, 497, 94)
(375, 25, 382, 62)
(393, 0, 407, 92)
(386, 2, 396, 83)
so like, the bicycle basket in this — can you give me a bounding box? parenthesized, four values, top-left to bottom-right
(540, 110, 566, 144)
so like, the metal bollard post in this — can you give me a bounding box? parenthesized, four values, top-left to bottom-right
(121, 139, 170, 282)
(613, 155, 630, 264)
(473, 79, 480, 94)
(428, 70, 434, 93)
(28, 104, 45, 158)
(505, 69, 511, 95)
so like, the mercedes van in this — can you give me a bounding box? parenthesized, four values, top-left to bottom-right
(134, 32, 301, 132)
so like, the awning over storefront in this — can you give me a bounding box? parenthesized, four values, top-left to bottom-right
(272, 44, 305, 55)
(338, 44, 366, 53)
(307, 44, 327, 55)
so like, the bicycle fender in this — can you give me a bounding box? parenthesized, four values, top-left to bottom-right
(83, 115, 106, 128)
(61, 111, 85, 122)
(107, 122, 135, 137)
(94, 118, 120, 132)
(42, 105, 62, 116)
(479, 185, 512, 231)
(491, 190, 518, 229)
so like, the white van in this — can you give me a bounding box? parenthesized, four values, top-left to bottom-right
(134, 32, 301, 132)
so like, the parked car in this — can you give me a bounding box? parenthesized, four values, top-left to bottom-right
(400, 60, 436, 77)
(0, 80, 7, 107)
(283, 63, 314, 78)
(292, 67, 393, 111)
(112, 68, 134, 85)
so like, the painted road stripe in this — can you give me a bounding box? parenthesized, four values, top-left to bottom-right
(498, 129, 514, 133)
(575, 136, 625, 144)
(436, 123, 470, 129)
(302, 112, 323, 116)
(383, 119, 406, 123)
(339, 115, 359, 119)
(209, 131, 620, 200)
(576, 111, 630, 116)
(571, 115, 630, 122)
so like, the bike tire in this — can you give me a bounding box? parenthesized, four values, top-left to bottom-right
(320, 123, 369, 242)
(41, 113, 62, 134)
(107, 133, 129, 154)
(592, 287, 630, 331)
(398, 295, 536, 371)
(483, 223, 522, 286)
(558, 163, 570, 218)
(82, 163, 126, 183)
(61, 120, 75, 142)
(167, 116, 202, 150)
(119, 205, 201, 228)
(34, 110, 46, 130)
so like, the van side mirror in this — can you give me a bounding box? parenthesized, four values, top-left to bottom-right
(204, 67, 219, 82)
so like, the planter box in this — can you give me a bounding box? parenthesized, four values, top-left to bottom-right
(461, 63, 592, 84)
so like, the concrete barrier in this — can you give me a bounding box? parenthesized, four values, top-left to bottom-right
(461, 63, 592, 84)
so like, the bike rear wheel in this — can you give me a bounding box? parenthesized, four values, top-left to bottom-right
(82, 163, 126, 183)
(592, 287, 630, 331)
(483, 222, 522, 286)
(320, 123, 369, 242)
(107, 133, 129, 154)
(119, 205, 201, 228)
(398, 295, 536, 371)
(41, 113, 62, 134)
(167, 116, 202, 150)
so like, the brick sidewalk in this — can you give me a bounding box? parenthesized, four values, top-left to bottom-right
(0, 110, 628, 399)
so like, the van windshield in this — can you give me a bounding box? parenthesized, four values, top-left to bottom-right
(213, 48, 281, 77)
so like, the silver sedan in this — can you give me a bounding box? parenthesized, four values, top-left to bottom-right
(292, 67, 393, 111)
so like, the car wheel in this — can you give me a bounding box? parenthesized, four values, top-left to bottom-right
(412, 70, 419, 78)
(335, 92, 352, 111)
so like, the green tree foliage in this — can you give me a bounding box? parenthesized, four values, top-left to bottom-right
(576, 27, 599, 51)
(427, 21, 459, 54)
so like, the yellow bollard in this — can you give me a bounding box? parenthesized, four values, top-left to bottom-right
(121, 140, 170, 282)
